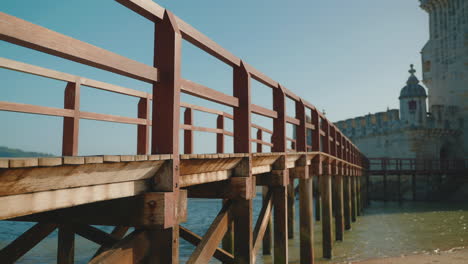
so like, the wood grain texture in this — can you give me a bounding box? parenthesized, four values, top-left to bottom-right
(0, 12, 158, 83)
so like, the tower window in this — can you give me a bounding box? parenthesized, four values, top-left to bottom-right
(409, 101, 417, 112)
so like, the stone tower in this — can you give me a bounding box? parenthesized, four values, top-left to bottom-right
(419, 0, 468, 155)
(399, 65, 428, 126)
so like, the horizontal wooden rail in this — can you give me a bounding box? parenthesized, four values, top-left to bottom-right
(180, 79, 239, 107)
(251, 124, 273, 134)
(180, 124, 234, 137)
(0, 58, 149, 98)
(0, 101, 74, 117)
(286, 116, 300, 126)
(251, 104, 278, 119)
(0, 12, 158, 83)
(181, 102, 233, 119)
(251, 139, 274, 147)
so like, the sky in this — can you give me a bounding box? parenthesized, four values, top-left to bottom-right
(0, 0, 429, 155)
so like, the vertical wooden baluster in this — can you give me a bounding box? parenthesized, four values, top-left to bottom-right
(296, 100, 314, 263)
(137, 96, 150, 155)
(256, 129, 262, 153)
(62, 81, 80, 156)
(150, 10, 181, 264)
(184, 108, 193, 154)
(217, 115, 224, 153)
(232, 61, 253, 264)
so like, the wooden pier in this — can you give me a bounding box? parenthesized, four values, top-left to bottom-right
(368, 158, 468, 202)
(0, 0, 367, 263)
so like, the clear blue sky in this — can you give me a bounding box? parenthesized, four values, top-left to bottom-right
(0, 0, 428, 155)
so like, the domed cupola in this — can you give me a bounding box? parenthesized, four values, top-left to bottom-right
(399, 64, 427, 99)
(399, 64, 427, 126)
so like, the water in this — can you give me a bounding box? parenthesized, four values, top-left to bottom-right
(2, 199, 468, 263)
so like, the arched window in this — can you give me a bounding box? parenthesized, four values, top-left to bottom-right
(408, 100, 417, 112)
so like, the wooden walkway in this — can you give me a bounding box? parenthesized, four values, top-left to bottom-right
(0, 0, 366, 263)
(367, 158, 468, 202)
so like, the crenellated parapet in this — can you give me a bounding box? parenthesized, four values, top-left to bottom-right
(335, 109, 401, 139)
(335, 104, 463, 140)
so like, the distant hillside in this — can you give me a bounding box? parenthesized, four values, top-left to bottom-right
(0, 146, 53, 157)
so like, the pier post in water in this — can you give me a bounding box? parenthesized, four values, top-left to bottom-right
(356, 173, 361, 216)
(334, 162, 345, 241)
(295, 100, 314, 263)
(271, 85, 289, 263)
(343, 165, 352, 230)
(320, 160, 334, 258)
(351, 170, 357, 222)
(262, 187, 273, 255)
(287, 178, 295, 239)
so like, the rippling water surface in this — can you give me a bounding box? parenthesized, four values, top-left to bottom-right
(2, 198, 468, 263)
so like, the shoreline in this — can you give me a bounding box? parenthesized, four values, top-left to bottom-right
(349, 247, 468, 264)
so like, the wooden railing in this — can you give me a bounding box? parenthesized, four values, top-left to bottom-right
(0, 1, 367, 263)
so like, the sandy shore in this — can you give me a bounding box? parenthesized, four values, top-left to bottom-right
(350, 247, 468, 264)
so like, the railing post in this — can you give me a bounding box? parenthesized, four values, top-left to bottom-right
(271, 84, 289, 264)
(62, 81, 80, 156)
(137, 96, 150, 155)
(296, 100, 314, 263)
(184, 108, 193, 154)
(217, 115, 224, 153)
(256, 129, 262, 153)
(232, 61, 254, 264)
(150, 10, 182, 264)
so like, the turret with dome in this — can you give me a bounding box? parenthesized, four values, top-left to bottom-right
(399, 64, 427, 126)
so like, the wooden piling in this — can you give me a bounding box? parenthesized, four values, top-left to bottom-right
(299, 177, 314, 263)
(273, 186, 288, 264)
(320, 172, 333, 259)
(344, 172, 352, 230)
(262, 187, 273, 255)
(412, 174, 416, 201)
(315, 176, 321, 222)
(351, 173, 357, 222)
(288, 179, 295, 239)
(334, 174, 344, 241)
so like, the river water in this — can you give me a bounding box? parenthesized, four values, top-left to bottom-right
(1, 198, 468, 263)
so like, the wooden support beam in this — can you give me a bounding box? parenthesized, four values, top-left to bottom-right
(0, 223, 57, 263)
(320, 172, 333, 259)
(344, 175, 352, 230)
(273, 185, 288, 264)
(351, 175, 357, 222)
(187, 201, 231, 264)
(180, 226, 234, 264)
(13, 191, 185, 228)
(232, 199, 253, 264)
(299, 177, 314, 264)
(0, 180, 148, 221)
(315, 176, 321, 222)
(74, 224, 119, 246)
(334, 175, 344, 241)
(222, 199, 234, 264)
(412, 174, 417, 201)
(93, 226, 130, 258)
(57, 224, 75, 264)
(253, 190, 273, 256)
(262, 187, 273, 255)
(89, 229, 149, 264)
(287, 178, 295, 239)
